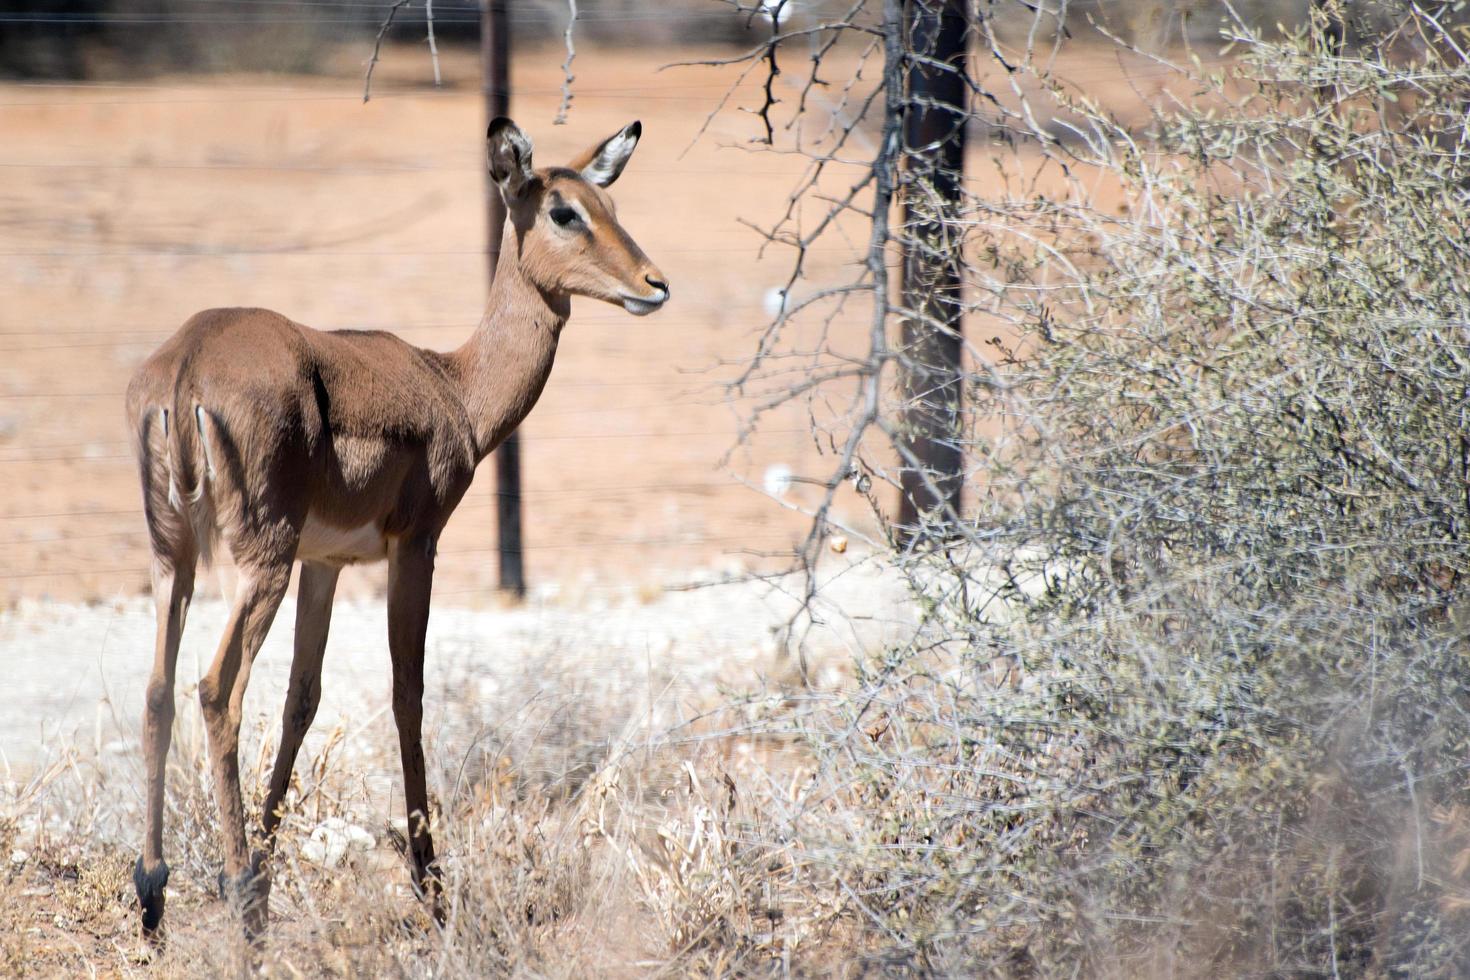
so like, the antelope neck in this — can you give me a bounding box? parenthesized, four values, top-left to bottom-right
(450, 231, 570, 461)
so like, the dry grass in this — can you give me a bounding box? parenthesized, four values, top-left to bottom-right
(0, 634, 870, 978)
(12, 6, 1470, 976)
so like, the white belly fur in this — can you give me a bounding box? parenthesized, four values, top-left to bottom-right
(298, 514, 388, 564)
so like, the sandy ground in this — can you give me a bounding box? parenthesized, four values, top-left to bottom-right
(0, 37, 1192, 783)
(0, 37, 908, 788)
(0, 38, 1193, 605)
(0, 37, 1213, 974)
(0, 41, 886, 606)
(2, 560, 911, 783)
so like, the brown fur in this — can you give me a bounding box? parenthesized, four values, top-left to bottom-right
(123, 118, 667, 939)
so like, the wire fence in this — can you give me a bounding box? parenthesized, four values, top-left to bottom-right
(0, 352, 816, 587)
(0, 474, 811, 586)
(0, 261, 819, 596)
(0, 29, 1177, 598)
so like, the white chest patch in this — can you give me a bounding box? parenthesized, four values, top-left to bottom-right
(298, 514, 388, 565)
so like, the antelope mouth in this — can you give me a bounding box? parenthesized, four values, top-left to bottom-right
(621, 293, 667, 317)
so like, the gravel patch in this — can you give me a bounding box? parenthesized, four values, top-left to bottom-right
(1, 564, 911, 781)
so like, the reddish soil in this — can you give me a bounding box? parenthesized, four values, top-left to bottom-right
(0, 39, 1184, 604)
(0, 43, 858, 602)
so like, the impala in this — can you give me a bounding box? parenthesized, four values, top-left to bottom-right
(125, 117, 668, 939)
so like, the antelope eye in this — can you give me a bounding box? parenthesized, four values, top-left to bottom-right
(550, 206, 580, 227)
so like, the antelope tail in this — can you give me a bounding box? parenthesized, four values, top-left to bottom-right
(161, 399, 219, 567)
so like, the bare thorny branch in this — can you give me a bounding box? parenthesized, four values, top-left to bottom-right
(363, 0, 412, 102)
(426, 0, 442, 87)
(366, 0, 579, 124)
(669, 1, 1017, 675)
(555, 0, 579, 124)
(363, 0, 444, 103)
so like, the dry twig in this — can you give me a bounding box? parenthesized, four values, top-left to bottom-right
(364, 0, 445, 103)
(555, 0, 579, 124)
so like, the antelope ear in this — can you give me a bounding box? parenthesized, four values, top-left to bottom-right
(487, 117, 535, 200)
(571, 120, 641, 188)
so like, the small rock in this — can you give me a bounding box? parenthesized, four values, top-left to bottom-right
(301, 818, 375, 869)
(10, 849, 29, 867)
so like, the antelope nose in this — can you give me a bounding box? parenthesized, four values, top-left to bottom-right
(645, 274, 670, 299)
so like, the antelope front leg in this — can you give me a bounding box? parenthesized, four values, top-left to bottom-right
(387, 536, 443, 919)
(198, 561, 291, 938)
(136, 555, 195, 942)
(260, 561, 341, 843)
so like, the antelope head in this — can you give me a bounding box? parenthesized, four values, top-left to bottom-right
(488, 117, 670, 316)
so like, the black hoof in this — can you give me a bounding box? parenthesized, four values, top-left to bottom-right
(133, 856, 169, 939)
(217, 852, 271, 938)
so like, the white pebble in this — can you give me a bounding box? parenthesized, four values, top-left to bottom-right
(301, 818, 374, 869)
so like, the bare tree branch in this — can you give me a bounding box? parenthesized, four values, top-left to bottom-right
(756, 0, 788, 144)
(555, 0, 578, 125)
(425, 0, 442, 88)
(363, 0, 413, 103)
(364, 0, 444, 104)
